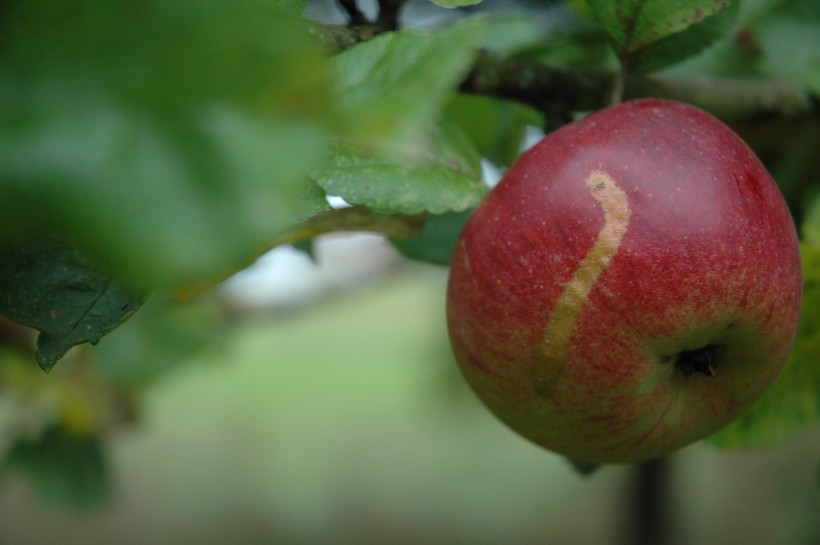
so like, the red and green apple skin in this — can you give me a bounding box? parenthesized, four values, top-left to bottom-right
(446, 98, 802, 464)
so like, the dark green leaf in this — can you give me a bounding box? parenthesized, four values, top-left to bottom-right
(588, 0, 736, 53)
(631, 0, 740, 73)
(707, 243, 820, 448)
(1, 426, 110, 509)
(391, 210, 473, 265)
(0, 238, 147, 371)
(314, 122, 486, 215)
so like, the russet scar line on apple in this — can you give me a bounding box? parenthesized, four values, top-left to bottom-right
(535, 170, 632, 396)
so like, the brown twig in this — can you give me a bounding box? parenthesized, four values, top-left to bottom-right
(460, 50, 811, 121)
(375, 0, 407, 31)
(337, 0, 369, 26)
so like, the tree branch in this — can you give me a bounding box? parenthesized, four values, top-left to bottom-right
(272, 206, 426, 247)
(337, 0, 369, 26)
(171, 207, 425, 302)
(461, 50, 811, 121)
(626, 75, 811, 120)
(308, 22, 380, 52)
(375, 0, 407, 32)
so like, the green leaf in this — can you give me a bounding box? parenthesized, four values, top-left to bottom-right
(428, 0, 483, 7)
(445, 94, 540, 167)
(753, 2, 820, 96)
(588, 0, 737, 53)
(2, 1, 328, 112)
(631, 0, 740, 73)
(91, 294, 224, 386)
(477, 16, 542, 53)
(0, 1, 331, 288)
(314, 122, 486, 215)
(0, 238, 147, 371)
(707, 243, 820, 448)
(330, 17, 487, 155)
(391, 209, 473, 265)
(1, 426, 110, 509)
(803, 191, 820, 246)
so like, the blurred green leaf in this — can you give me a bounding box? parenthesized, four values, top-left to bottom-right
(330, 17, 486, 156)
(428, 0, 483, 8)
(803, 192, 820, 246)
(1, 1, 328, 112)
(391, 209, 473, 265)
(588, 0, 737, 53)
(478, 15, 542, 54)
(1, 426, 110, 509)
(0, 1, 331, 288)
(0, 238, 147, 371)
(707, 243, 820, 448)
(314, 122, 486, 215)
(631, 0, 740, 73)
(753, 1, 820, 96)
(445, 94, 540, 167)
(91, 294, 225, 387)
(522, 28, 617, 70)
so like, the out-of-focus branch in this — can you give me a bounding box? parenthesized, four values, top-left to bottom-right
(309, 22, 380, 52)
(626, 76, 812, 119)
(171, 207, 425, 302)
(461, 50, 812, 121)
(376, 0, 407, 31)
(272, 206, 426, 247)
(337, 0, 369, 26)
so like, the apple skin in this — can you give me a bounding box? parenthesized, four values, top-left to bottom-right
(446, 98, 802, 464)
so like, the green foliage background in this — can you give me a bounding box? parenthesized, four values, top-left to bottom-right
(0, 0, 819, 532)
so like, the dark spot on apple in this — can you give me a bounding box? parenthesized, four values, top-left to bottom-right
(674, 345, 719, 377)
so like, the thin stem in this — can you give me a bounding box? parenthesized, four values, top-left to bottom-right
(337, 0, 369, 26)
(608, 55, 630, 106)
(376, 0, 407, 31)
(624, 457, 674, 545)
(272, 206, 425, 247)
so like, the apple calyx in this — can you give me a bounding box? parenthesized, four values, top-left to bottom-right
(672, 345, 719, 377)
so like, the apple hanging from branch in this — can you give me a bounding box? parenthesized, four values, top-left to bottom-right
(446, 98, 802, 464)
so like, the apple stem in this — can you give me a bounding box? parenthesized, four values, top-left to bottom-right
(608, 61, 628, 106)
(624, 457, 674, 545)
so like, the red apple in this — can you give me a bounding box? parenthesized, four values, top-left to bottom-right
(446, 98, 802, 464)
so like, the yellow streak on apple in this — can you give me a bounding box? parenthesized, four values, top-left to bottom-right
(534, 170, 632, 397)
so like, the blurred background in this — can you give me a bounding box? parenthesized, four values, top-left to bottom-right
(1, 236, 819, 545)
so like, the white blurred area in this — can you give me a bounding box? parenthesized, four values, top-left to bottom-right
(219, 233, 404, 311)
